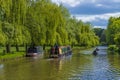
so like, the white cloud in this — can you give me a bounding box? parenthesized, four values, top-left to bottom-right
(91, 0, 97, 3)
(95, 4, 111, 8)
(74, 12, 120, 22)
(52, 0, 82, 7)
(52, 0, 60, 5)
(113, 0, 120, 2)
(96, 4, 103, 7)
(52, 0, 120, 7)
(73, 12, 120, 29)
(52, 0, 98, 7)
(62, 0, 81, 7)
(52, 0, 120, 29)
(94, 26, 106, 29)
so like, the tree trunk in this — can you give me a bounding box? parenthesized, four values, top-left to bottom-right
(16, 44, 19, 52)
(43, 44, 46, 50)
(6, 44, 11, 53)
(72, 42, 74, 48)
(25, 43, 28, 53)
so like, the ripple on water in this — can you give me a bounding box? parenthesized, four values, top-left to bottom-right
(68, 51, 120, 80)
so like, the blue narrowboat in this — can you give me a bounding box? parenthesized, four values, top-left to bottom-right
(26, 46, 44, 57)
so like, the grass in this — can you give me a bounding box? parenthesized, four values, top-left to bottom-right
(72, 46, 91, 50)
(0, 46, 51, 61)
(0, 46, 89, 61)
(0, 52, 25, 60)
(0, 47, 26, 61)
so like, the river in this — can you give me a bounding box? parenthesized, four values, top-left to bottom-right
(0, 46, 120, 80)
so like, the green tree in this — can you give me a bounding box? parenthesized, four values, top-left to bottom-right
(107, 17, 120, 45)
(2, 22, 14, 53)
(100, 29, 106, 44)
(0, 21, 6, 45)
(114, 32, 120, 46)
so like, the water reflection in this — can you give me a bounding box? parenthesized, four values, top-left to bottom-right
(1, 47, 120, 80)
(0, 64, 4, 69)
(69, 46, 120, 80)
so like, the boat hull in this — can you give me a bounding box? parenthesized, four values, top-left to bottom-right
(49, 46, 72, 58)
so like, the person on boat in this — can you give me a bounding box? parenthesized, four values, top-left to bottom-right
(93, 49, 97, 56)
(96, 47, 99, 51)
(50, 46, 55, 54)
(55, 45, 59, 54)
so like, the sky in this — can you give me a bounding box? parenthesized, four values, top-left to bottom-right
(52, 0, 120, 29)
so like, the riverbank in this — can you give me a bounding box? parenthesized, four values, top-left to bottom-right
(0, 47, 25, 62)
(0, 46, 92, 62)
(0, 52, 25, 62)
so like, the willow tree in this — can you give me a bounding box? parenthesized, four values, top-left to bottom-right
(25, 0, 46, 46)
(12, 24, 30, 52)
(66, 18, 79, 46)
(8, 0, 28, 51)
(74, 22, 99, 47)
(43, 2, 66, 46)
(0, 0, 12, 52)
(0, 0, 29, 52)
(25, 0, 68, 46)
(22, 26, 31, 52)
(0, 21, 6, 45)
(0, 0, 12, 22)
(0, 0, 100, 51)
(2, 22, 14, 53)
(58, 4, 73, 45)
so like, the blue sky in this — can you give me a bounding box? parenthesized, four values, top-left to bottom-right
(52, 0, 120, 29)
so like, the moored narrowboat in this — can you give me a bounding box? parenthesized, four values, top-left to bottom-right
(26, 46, 44, 57)
(49, 46, 72, 58)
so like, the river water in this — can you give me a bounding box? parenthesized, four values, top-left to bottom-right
(0, 46, 120, 80)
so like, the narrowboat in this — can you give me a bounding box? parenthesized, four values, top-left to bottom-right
(26, 46, 44, 57)
(49, 46, 72, 58)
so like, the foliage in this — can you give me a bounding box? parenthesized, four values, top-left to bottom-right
(108, 45, 118, 52)
(107, 17, 120, 54)
(0, 0, 99, 53)
(0, 21, 6, 45)
(106, 17, 120, 45)
(93, 28, 106, 43)
(93, 28, 104, 37)
(114, 32, 120, 45)
(1, 22, 14, 44)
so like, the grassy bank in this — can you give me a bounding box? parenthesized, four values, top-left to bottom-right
(0, 46, 91, 61)
(0, 47, 26, 61)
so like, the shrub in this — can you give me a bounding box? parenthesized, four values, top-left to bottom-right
(108, 45, 118, 52)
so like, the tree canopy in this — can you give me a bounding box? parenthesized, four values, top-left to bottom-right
(107, 17, 120, 45)
(0, 0, 99, 52)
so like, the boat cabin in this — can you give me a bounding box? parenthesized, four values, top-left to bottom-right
(49, 46, 72, 58)
(26, 46, 44, 57)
